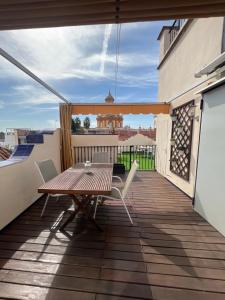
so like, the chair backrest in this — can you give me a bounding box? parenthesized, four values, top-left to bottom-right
(122, 160, 139, 199)
(35, 159, 58, 183)
(92, 152, 110, 163)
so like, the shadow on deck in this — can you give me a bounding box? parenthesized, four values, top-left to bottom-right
(0, 172, 225, 299)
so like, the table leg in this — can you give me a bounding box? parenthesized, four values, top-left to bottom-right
(59, 197, 78, 230)
(59, 195, 103, 232)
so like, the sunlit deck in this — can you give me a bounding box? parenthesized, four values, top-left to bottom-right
(0, 172, 225, 300)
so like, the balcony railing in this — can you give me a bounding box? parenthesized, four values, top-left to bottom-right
(74, 145, 156, 171)
(169, 19, 187, 46)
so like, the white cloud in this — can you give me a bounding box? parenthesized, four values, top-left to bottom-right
(0, 25, 104, 80)
(0, 100, 4, 109)
(47, 119, 60, 129)
(0, 22, 160, 111)
(13, 85, 33, 91)
(100, 24, 113, 75)
(0, 24, 158, 83)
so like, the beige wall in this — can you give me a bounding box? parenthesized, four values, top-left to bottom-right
(72, 134, 155, 148)
(156, 17, 224, 197)
(71, 134, 119, 147)
(156, 89, 202, 197)
(158, 18, 224, 102)
(0, 130, 61, 230)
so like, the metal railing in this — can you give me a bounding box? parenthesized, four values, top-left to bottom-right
(73, 145, 156, 171)
(169, 19, 187, 46)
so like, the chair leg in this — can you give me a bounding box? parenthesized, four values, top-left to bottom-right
(41, 194, 50, 217)
(126, 194, 133, 207)
(93, 196, 100, 219)
(121, 197, 133, 224)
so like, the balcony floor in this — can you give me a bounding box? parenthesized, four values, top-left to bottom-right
(0, 172, 225, 299)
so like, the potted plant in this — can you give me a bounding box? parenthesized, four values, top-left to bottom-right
(171, 112, 177, 122)
(170, 138, 176, 146)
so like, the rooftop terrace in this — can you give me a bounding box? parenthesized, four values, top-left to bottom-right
(0, 172, 225, 300)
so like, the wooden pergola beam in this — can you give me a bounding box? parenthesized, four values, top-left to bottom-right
(71, 103, 170, 115)
(0, 0, 225, 30)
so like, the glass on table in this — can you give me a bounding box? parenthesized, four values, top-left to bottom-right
(84, 161, 92, 173)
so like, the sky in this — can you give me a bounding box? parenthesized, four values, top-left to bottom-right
(0, 21, 172, 132)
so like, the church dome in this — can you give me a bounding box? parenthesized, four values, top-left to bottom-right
(105, 90, 114, 103)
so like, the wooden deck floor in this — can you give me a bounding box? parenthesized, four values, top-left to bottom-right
(0, 172, 225, 299)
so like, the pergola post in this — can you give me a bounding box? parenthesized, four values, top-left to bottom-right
(59, 103, 73, 171)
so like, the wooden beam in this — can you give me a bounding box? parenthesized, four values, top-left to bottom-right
(71, 103, 170, 115)
(1, 3, 225, 22)
(0, 0, 225, 30)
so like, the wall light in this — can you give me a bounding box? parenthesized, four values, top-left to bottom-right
(170, 138, 176, 146)
(170, 112, 177, 121)
(177, 125, 184, 134)
(188, 104, 196, 118)
(171, 160, 177, 168)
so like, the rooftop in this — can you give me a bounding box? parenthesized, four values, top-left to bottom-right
(0, 172, 225, 299)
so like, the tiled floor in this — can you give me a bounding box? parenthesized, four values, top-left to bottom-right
(0, 172, 225, 299)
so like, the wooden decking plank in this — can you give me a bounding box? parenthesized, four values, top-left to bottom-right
(0, 248, 103, 267)
(0, 241, 103, 258)
(0, 172, 225, 300)
(0, 258, 100, 279)
(0, 269, 153, 299)
(146, 262, 225, 280)
(100, 269, 225, 293)
(0, 282, 95, 300)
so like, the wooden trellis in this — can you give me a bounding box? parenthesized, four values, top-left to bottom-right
(170, 100, 194, 181)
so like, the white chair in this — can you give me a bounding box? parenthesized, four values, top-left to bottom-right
(92, 151, 110, 163)
(94, 160, 139, 224)
(35, 159, 63, 217)
(92, 151, 123, 184)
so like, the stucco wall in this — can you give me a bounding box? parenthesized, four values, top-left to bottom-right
(71, 134, 119, 147)
(156, 89, 202, 197)
(158, 18, 224, 102)
(0, 130, 61, 230)
(72, 133, 155, 147)
(156, 17, 224, 197)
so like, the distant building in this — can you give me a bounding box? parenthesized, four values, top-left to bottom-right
(4, 128, 31, 149)
(96, 91, 123, 129)
(117, 128, 156, 141)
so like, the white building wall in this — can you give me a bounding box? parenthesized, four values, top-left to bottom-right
(71, 134, 119, 146)
(158, 18, 224, 102)
(156, 17, 224, 197)
(4, 130, 18, 149)
(194, 83, 225, 236)
(72, 134, 155, 147)
(0, 130, 61, 230)
(156, 92, 202, 197)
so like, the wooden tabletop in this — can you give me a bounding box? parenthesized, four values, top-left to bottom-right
(38, 163, 113, 195)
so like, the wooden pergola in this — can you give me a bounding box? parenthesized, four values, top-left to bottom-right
(71, 102, 170, 115)
(0, 0, 225, 30)
(60, 102, 170, 170)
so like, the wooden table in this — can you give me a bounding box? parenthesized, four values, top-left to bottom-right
(38, 163, 113, 231)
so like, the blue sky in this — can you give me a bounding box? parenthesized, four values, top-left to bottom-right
(0, 21, 172, 132)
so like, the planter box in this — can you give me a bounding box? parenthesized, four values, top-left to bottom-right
(113, 163, 126, 175)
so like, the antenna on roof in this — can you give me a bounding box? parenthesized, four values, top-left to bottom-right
(0, 47, 70, 104)
(114, 0, 121, 102)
